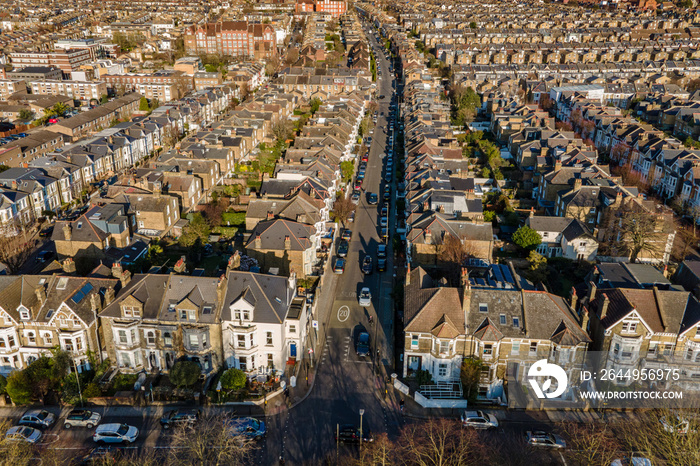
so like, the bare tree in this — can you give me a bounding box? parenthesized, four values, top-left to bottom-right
(397, 418, 489, 466)
(0, 420, 35, 465)
(166, 413, 255, 466)
(332, 195, 356, 227)
(285, 47, 300, 65)
(0, 226, 36, 274)
(604, 202, 672, 263)
(560, 421, 621, 466)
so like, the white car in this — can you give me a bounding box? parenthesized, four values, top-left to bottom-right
(358, 287, 372, 307)
(611, 458, 652, 466)
(461, 411, 498, 429)
(660, 414, 693, 434)
(6, 425, 42, 443)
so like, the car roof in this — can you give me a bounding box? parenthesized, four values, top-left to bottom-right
(24, 409, 46, 416)
(96, 423, 125, 432)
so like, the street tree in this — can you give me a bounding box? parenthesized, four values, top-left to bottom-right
(332, 195, 356, 227)
(512, 225, 542, 251)
(397, 418, 489, 466)
(560, 421, 621, 466)
(0, 228, 36, 274)
(166, 413, 254, 466)
(169, 361, 201, 388)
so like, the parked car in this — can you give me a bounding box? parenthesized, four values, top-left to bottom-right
(337, 240, 349, 257)
(64, 409, 101, 429)
(39, 226, 54, 237)
(461, 411, 498, 429)
(341, 229, 352, 241)
(348, 211, 355, 223)
(358, 287, 372, 307)
(377, 244, 387, 258)
(361, 256, 373, 275)
(351, 190, 361, 204)
(336, 424, 373, 443)
(377, 258, 387, 272)
(380, 216, 388, 227)
(5, 426, 42, 443)
(380, 227, 388, 239)
(160, 409, 200, 429)
(525, 431, 566, 448)
(92, 423, 139, 445)
(228, 417, 266, 441)
(333, 258, 346, 274)
(610, 458, 653, 466)
(19, 409, 56, 429)
(660, 414, 694, 434)
(356, 332, 370, 357)
(368, 193, 378, 205)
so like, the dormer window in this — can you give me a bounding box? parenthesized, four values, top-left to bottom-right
(621, 321, 637, 334)
(479, 303, 488, 313)
(19, 308, 30, 320)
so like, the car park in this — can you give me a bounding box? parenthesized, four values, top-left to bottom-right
(337, 240, 349, 257)
(361, 256, 373, 274)
(19, 409, 56, 429)
(5, 426, 42, 444)
(228, 417, 266, 441)
(461, 411, 498, 429)
(64, 409, 101, 429)
(93, 423, 139, 445)
(525, 431, 566, 448)
(333, 258, 346, 274)
(358, 287, 372, 307)
(160, 409, 201, 429)
(356, 332, 370, 357)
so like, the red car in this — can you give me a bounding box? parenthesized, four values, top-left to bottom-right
(361, 154, 369, 162)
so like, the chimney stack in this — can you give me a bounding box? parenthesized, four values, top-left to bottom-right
(216, 274, 227, 305)
(554, 159, 562, 171)
(581, 307, 590, 332)
(62, 258, 76, 274)
(600, 293, 610, 320)
(425, 230, 432, 244)
(111, 262, 123, 279)
(90, 292, 102, 313)
(63, 223, 72, 241)
(284, 236, 291, 250)
(574, 177, 582, 191)
(267, 211, 274, 220)
(588, 280, 597, 303)
(120, 269, 132, 288)
(104, 287, 115, 306)
(255, 234, 262, 249)
(530, 207, 535, 218)
(35, 286, 46, 305)
(570, 286, 578, 311)
(405, 262, 411, 286)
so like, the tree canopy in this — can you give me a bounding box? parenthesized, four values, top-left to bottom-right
(219, 368, 246, 391)
(169, 361, 201, 388)
(512, 225, 542, 251)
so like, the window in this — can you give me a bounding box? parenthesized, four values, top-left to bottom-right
(147, 331, 155, 345)
(251, 355, 255, 370)
(438, 363, 448, 377)
(121, 353, 131, 368)
(43, 333, 53, 345)
(613, 343, 620, 356)
(0, 338, 5, 348)
(267, 354, 274, 367)
(76, 337, 83, 351)
(289, 325, 296, 334)
(202, 334, 207, 348)
(63, 339, 73, 351)
(118, 330, 128, 344)
(695, 326, 700, 338)
(180, 309, 187, 320)
(249, 334, 254, 347)
(512, 317, 520, 328)
(511, 341, 520, 355)
(239, 356, 247, 371)
(19, 309, 30, 320)
(163, 332, 173, 346)
(648, 342, 657, 356)
(243, 310, 250, 320)
(266, 332, 273, 345)
(234, 310, 241, 320)
(202, 306, 212, 315)
(46, 309, 54, 319)
(621, 321, 637, 333)
(686, 348, 693, 360)
(529, 342, 538, 354)
(664, 344, 673, 356)
(439, 340, 449, 354)
(237, 335, 246, 348)
(189, 334, 199, 349)
(411, 335, 419, 348)
(168, 304, 176, 312)
(499, 314, 506, 325)
(27, 332, 35, 344)
(479, 303, 488, 313)
(483, 344, 493, 355)
(123, 306, 133, 317)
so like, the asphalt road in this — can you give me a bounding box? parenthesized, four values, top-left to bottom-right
(259, 25, 404, 465)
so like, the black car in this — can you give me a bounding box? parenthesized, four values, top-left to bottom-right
(368, 193, 378, 205)
(337, 240, 349, 258)
(377, 258, 387, 272)
(160, 409, 201, 429)
(39, 226, 54, 238)
(361, 256, 373, 274)
(336, 424, 374, 443)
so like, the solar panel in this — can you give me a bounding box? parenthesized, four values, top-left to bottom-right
(72, 283, 94, 304)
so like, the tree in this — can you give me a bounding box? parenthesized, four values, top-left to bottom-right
(512, 225, 542, 251)
(526, 250, 548, 284)
(469, 21, 477, 29)
(139, 97, 150, 112)
(332, 195, 356, 227)
(169, 361, 201, 388)
(0, 374, 6, 394)
(5, 370, 32, 405)
(460, 358, 484, 403)
(285, 47, 299, 65)
(340, 161, 355, 183)
(0, 421, 35, 465)
(272, 120, 294, 143)
(559, 421, 621, 466)
(309, 97, 322, 114)
(18, 109, 34, 120)
(178, 213, 211, 248)
(611, 206, 668, 263)
(0, 229, 36, 274)
(167, 413, 254, 466)
(397, 418, 489, 466)
(219, 368, 246, 391)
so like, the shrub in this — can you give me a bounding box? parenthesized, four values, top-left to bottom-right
(220, 368, 247, 391)
(6, 371, 32, 405)
(170, 361, 201, 388)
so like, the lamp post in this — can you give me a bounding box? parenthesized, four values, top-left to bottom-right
(359, 408, 365, 461)
(72, 356, 83, 407)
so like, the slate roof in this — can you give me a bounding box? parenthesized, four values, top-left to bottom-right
(222, 271, 294, 324)
(246, 219, 315, 251)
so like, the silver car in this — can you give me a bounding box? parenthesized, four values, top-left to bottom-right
(526, 431, 566, 448)
(19, 409, 56, 429)
(358, 287, 372, 307)
(6, 425, 42, 443)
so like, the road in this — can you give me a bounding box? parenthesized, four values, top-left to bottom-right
(259, 23, 404, 465)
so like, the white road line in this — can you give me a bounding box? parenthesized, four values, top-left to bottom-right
(558, 451, 568, 466)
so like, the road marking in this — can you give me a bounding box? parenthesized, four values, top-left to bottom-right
(337, 305, 350, 322)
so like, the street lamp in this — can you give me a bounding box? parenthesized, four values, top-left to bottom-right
(359, 408, 365, 458)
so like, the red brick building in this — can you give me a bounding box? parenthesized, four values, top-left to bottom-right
(9, 49, 92, 78)
(295, 0, 347, 16)
(184, 21, 277, 60)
